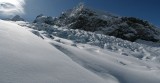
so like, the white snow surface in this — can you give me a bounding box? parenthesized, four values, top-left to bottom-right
(0, 20, 108, 83)
(1, 20, 160, 83)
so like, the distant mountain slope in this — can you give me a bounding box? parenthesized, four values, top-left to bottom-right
(34, 3, 160, 42)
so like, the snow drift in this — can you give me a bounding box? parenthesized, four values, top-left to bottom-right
(12, 20, 160, 83)
(0, 20, 108, 83)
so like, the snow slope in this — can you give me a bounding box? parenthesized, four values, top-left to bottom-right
(1, 20, 160, 83)
(14, 21, 160, 83)
(0, 20, 109, 83)
(49, 41, 160, 83)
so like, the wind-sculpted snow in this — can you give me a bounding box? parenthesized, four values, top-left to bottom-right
(50, 41, 160, 83)
(16, 22, 160, 63)
(5, 20, 160, 83)
(0, 20, 110, 83)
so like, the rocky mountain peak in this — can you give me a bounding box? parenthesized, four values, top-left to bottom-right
(34, 3, 160, 42)
(11, 15, 24, 21)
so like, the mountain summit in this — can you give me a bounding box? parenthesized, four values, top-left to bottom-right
(11, 15, 25, 21)
(34, 3, 160, 42)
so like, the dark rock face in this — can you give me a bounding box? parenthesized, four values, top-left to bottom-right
(53, 3, 120, 31)
(34, 3, 160, 42)
(109, 17, 160, 42)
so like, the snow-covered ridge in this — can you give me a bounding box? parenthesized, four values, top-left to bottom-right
(16, 21, 160, 63)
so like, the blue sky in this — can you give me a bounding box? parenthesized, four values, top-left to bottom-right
(0, 0, 160, 27)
